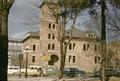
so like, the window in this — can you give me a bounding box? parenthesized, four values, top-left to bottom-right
(83, 44, 86, 51)
(95, 44, 97, 51)
(87, 44, 90, 50)
(98, 57, 101, 63)
(48, 23, 51, 28)
(53, 24, 55, 29)
(64, 42, 66, 45)
(69, 43, 72, 50)
(73, 56, 76, 63)
(48, 34, 51, 39)
(52, 34, 55, 39)
(52, 44, 55, 50)
(33, 45, 36, 51)
(48, 44, 51, 50)
(95, 57, 97, 63)
(32, 56, 35, 63)
(68, 55, 71, 63)
(98, 45, 100, 51)
(73, 43, 75, 50)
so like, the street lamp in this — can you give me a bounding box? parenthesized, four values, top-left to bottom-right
(19, 53, 23, 78)
(24, 46, 31, 78)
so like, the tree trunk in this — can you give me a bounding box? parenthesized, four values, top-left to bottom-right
(101, 0, 108, 81)
(59, 38, 66, 79)
(0, 9, 9, 81)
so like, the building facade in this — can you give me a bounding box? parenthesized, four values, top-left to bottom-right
(8, 38, 23, 66)
(22, 2, 101, 73)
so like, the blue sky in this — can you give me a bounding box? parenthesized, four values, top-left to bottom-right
(8, 0, 90, 39)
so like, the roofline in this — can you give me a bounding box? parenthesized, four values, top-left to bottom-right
(22, 35, 39, 43)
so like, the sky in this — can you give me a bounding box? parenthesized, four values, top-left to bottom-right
(8, 0, 90, 39)
(8, 0, 41, 39)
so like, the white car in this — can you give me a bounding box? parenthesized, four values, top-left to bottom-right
(8, 66, 20, 75)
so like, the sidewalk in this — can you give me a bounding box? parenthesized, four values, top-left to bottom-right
(8, 77, 55, 81)
(8, 77, 81, 81)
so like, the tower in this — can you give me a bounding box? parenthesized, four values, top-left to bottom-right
(39, 2, 59, 66)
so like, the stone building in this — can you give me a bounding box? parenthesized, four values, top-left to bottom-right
(22, 31, 41, 66)
(22, 2, 101, 73)
(8, 38, 22, 66)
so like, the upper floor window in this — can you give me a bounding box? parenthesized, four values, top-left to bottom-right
(32, 56, 35, 63)
(69, 43, 72, 50)
(52, 34, 55, 39)
(98, 57, 101, 63)
(48, 44, 51, 50)
(68, 55, 72, 63)
(83, 44, 86, 51)
(48, 34, 51, 39)
(95, 56, 101, 63)
(53, 24, 55, 29)
(48, 44, 55, 50)
(52, 44, 55, 50)
(95, 44, 97, 51)
(87, 44, 90, 50)
(48, 23, 51, 29)
(95, 57, 97, 63)
(33, 45, 36, 51)
(73, 43, 75, 50)
(73, 56, 76, 63)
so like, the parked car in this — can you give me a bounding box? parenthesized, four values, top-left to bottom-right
(94, 68, 120, 77)
(21, 66, 43, 76)
(77, 68, 85, 76)
(8, 66, 19, 75)
(64, 68, 85, 77)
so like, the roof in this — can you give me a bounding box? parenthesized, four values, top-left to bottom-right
(9, 38, 22, 42)
(26, 31, 39, 37)
(22, 31, 40, 42)
(65, 27, 99, 39)
(22, 28, 99, 42)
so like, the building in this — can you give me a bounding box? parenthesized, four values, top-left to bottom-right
(22, 31, 41, 66)
(22, 2, 101, 73)
(8, 38, 23, 66)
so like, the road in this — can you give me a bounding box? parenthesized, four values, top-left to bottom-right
(8, 76, 98, 81)
(8, 76, 120, 81)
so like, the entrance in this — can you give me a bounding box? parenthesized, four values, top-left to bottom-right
(48, 54, 59, 65)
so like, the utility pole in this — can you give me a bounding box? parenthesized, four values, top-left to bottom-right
(19, 53, 23, 78)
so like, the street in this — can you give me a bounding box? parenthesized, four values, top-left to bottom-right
(8, 76, 120, 81)
(8, 75, 99, 81)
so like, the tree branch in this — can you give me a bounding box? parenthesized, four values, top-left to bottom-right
(6, 0, 14, 9)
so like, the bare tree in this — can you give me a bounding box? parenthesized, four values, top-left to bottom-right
(0, 0, 14, 81)
(106, 5, 120, 41)
(44, 0, 89, 79)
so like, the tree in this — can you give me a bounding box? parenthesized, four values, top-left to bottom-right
(88, 0, 119, 80)
(106, 1, 120, 41)
(113, 0, 120, 7)
(44, 0, 89, 79)
(0, 0, 14, 81)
